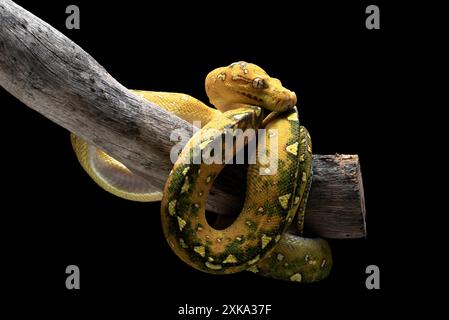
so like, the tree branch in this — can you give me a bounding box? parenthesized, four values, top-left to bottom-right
(0, 0, 366, 238)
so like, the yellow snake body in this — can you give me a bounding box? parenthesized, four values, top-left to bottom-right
(71, 62, 332, 282)
(71, 91, 216, 202)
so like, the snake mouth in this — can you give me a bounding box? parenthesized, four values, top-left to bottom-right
(236, 90, 264, 103)
(234, 90, 295, 111)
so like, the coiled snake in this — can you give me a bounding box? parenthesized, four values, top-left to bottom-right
(71, 62, 332, 282)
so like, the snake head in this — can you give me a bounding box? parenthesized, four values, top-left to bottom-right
(205, 61, 297, 113)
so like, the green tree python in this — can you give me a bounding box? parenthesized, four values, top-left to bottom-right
(71, 62, 332, 282)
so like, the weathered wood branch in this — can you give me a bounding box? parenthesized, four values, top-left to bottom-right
(0, 0, 366, 238)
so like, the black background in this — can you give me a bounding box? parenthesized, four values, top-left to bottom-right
(1, 0, 414, 317)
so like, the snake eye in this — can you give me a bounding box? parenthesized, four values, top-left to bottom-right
(252, 77, 266, 89)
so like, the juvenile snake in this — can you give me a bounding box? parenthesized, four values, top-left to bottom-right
(71, 62, 332, 282)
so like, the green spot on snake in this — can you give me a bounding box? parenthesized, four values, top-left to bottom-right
(286, 142, 298, 156)
(290, 273, 303, 282)
(181, 177, 190, 194)
(168, 200, 177, 216)
(278, 194, 291, 210)
(287, 113, 298, 121)
(205, 262, 222, 270)
(179, 238, 188, 248)
(261, 234, 272, 249)
(217, 72, 226, 81)
(194, 246, 206, 257)
(223, 254, 238, 264)
(302, 172, 307, 183)
(247, 265, 259, 273)
(245, 220, 257, 230)
(177, 216, 187, 231)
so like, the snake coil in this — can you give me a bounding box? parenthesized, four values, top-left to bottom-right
(71, 62, 332, 282)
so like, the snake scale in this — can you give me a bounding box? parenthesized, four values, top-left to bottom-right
(71, 62, 332, 282)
